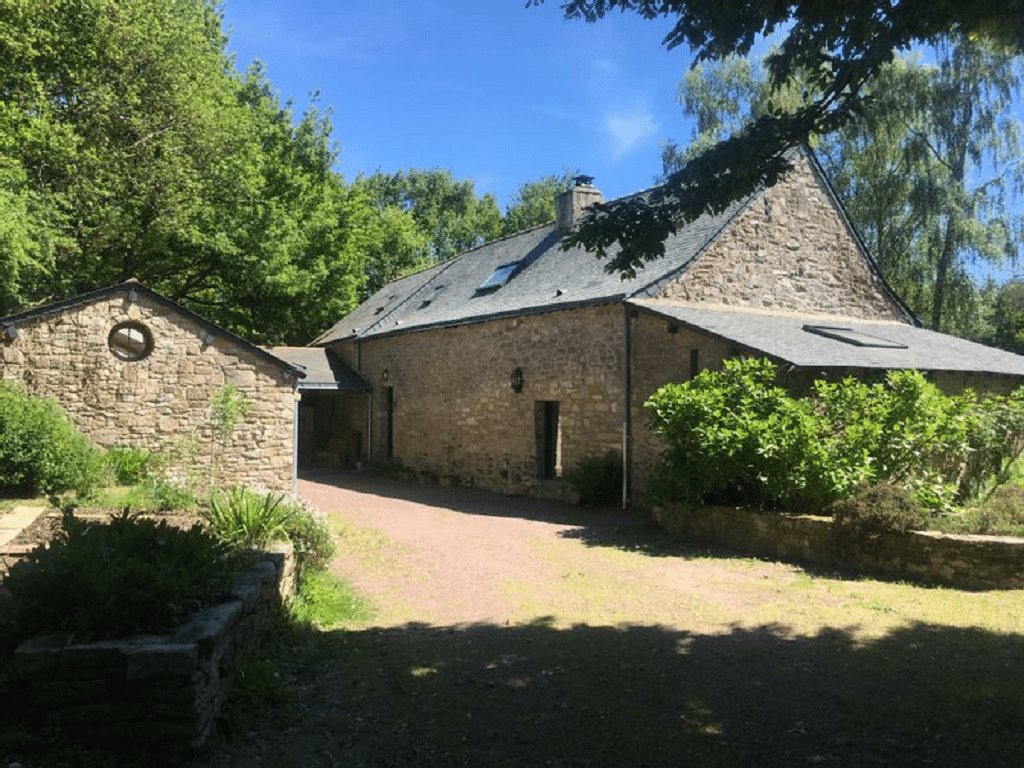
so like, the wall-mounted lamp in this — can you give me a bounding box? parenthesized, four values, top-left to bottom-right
(203, 332, 215, 345)
(511, 367, 524, 393)
(382, 369, 389, 382)
(3, 325, 17, 341)
(127, 288, 139, 302)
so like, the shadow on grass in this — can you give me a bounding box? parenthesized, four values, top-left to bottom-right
(190, 617, 1024, 768)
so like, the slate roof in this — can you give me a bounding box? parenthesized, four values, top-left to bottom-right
(313, 195, 753, 345)
(1, 281, 306, 380)
(314, 147, 913, 346)
(630, 300, 1024, 377)
(267, 346, 369, 390)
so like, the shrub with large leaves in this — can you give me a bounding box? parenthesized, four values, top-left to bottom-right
(645, 358, 1024, 512)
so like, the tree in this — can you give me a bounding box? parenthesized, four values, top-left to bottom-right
(353, 168, 502, 264)
(0, 0, 366, 344)
(981, 280, 1024, 354)
(663, 41, 1024, 337)
(501, 169, 578, 235)
(530, 0, 1024, 275)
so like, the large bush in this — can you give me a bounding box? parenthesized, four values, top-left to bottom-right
(645, 358, 1024, 512)
(0, 382, 107, 499)
(646, 358, 828, 510)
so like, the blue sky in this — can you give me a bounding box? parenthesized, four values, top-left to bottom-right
(221, 0, 695, 210)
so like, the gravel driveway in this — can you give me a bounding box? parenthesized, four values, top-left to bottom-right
(187, 473, 1024, 768)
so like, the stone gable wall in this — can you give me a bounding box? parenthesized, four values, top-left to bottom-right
(0, 294, 296, 492)
(350, 304, 626, 500)
(654, 154, 908, 321)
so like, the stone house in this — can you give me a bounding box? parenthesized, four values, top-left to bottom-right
(0, 282, 308, 493)
(309, 147, 1024, 503)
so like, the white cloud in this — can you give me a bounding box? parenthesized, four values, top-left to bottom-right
(604, 110, 660, 161)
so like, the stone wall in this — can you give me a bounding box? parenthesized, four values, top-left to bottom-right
(653, 153, 908, 322)
(348, 303, 626, 500)
(11, 544, 295, 751)
(0, 291, 297, 492)
(653, 503, 1024, 589)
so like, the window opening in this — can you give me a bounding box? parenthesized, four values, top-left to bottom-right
(477, 262, 520, 292)
(108, 321, 154, 362)
(689, 349, 700, 380)
(535, 401, 561, 480)
(803, 325, 907, 349)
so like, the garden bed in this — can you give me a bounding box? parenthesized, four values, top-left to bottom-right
(9, 541, 294, 751)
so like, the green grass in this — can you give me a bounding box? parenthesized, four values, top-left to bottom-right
(288, 569, 376, 628)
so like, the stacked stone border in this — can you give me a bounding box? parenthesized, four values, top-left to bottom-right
(10, 542, 296, 751)
(654, 503, 1024, 589)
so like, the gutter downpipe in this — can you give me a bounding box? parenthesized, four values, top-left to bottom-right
(622, 303, 632, 511)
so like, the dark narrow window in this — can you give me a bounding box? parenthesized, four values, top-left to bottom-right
(689, 348, 700, 380)
(535, 401, 561, 479)
(382, 387, 394, 460)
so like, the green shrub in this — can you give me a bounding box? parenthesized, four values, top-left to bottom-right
(0, 382, 107, 499)
(830, 482, 933, 536)
(564, 450, 623, 507)
(4, 509, 235, 643)
(105, 446, 157, 485)
(645, 358, 1013, 512)
(962, 485, 1024, 536)
(645, 358, 830, 510)
(140, 476, 199, 510)
(204, 486, 296, 550)
(284, 503, 336, 573)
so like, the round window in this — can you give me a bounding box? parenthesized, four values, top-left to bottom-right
(108, 321, 154, 362)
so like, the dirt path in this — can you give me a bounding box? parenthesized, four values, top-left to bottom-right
(190, 474, 1024, 768)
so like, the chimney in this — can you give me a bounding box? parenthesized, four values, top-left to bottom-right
(555, 177, 603, 234)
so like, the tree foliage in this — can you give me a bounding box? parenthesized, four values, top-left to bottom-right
(0, 0, 365, 344)
(531, 0, 1024, 275)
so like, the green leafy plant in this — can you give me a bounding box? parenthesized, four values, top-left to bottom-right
(140, 476, 200, 511)
(955, 485, 1024, 537)
(204, 486, 296, 551)
(210, 384, 252, 444)
(0, 381, 107, 500)
(645, 358, 1024, 512)
(284, 504, 337, 573)
(645, 358, 827, 510)
(564, 450, 623, 507)
(105, 446, 157, 485)
(830, 481, 934, 537)
(4, 509, 235, 643)
(288, 569, 374, 628)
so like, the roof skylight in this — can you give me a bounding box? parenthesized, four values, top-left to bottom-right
(803, 325, 907, 349)
(477, 262, 520, 292)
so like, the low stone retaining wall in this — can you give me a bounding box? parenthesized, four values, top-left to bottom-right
(653, 503, 1024, 589)
(10, 543, 295, 751)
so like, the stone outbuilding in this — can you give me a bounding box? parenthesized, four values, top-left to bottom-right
(310, 147, 1024, 503)
(0, 282, 307, 493)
